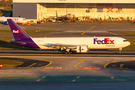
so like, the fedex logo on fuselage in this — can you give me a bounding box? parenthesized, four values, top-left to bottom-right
(94, 38, 114, 44)
(13, 30, 22, 33)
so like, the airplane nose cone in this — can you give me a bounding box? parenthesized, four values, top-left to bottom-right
(127, 41, 130, 46)
(129, 41, 130, 45)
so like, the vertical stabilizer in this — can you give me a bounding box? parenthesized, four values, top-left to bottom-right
(7, 19, 30, 40)
(7, 19, 40, 49)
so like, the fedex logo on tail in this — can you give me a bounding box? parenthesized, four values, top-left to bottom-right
(13, 30, 22, 33)
(94, 38, 114, 44)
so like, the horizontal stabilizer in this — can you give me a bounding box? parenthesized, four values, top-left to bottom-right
(10, 41, 26, 45)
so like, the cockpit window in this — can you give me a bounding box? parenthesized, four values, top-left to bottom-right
(123, 40, 128, 42)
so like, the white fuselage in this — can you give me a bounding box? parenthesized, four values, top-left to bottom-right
(0, 17, 27, 24)
(32, 37, 130, 49)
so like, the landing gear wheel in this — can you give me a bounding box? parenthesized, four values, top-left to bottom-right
(70, 51, 73, 54)
(65, 52, 68, 54)
(68, 52, 71, 54)
(119, 48, 122, 54)
(65, 52, 72, 54)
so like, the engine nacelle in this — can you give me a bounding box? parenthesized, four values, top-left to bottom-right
(76, 45, 88, 53)
(4, 21, 8, 25)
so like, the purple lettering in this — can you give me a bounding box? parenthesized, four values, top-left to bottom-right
(93, 38, 114, 44)
(97, 40, 101, 44)
(102, 39, 106, 44)
(94, 38, 97, 44)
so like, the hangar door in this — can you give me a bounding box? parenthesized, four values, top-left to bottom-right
(13, 3, 37, 19)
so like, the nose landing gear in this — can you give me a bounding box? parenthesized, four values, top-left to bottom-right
(119, 48, 122, 54)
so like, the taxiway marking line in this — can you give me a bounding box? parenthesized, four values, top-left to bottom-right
(28, 63, 37, 67)
(104, 62, 110, 68)
(44, 61, 52, 67)
(36, 79, 41, 82)
(74, 59, 84, 69)
(104, 59, 135, 69)
(42, 76, 46, 78)
(81, 23, 100, 35)
(36, 76, 46, 82)
(104, 58, 124, 68)
(73, 58, 105, 72)
(72, 76, 80, 82)
(107, 31, 118, 35)
(63, 67, 74, 69)
(73, 58, 96, 71)
(72, 79, 76, 82)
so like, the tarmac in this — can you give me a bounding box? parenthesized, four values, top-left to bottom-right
(0, 21, 135, 31)
(1, 21, 135, 38)
(0, 55, 135, 77)
(1, 21, 135, 89)
(0, 21, 135, 77)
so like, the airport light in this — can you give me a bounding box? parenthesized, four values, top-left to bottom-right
(0, 64, 3, 68)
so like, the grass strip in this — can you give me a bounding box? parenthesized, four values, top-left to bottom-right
(118, 31, 135, 35)
(0, 30, 56, 34)
(0, 59, 23, 68)
(123, 38, 135, 50)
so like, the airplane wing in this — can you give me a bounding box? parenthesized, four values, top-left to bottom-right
(49, 43, 77, 47)
(48, 43, 77, 49)
(47, 43, 89, 53)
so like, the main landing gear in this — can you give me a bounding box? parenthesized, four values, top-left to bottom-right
(65, 51, 72, 54)
(65, 49, 72, 54)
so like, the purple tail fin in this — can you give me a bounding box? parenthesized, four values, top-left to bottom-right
(7, 19, 40, 49)
(7, 19, 30, 40)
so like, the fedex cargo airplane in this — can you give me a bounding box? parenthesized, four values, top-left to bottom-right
(7, 19, 130, 54)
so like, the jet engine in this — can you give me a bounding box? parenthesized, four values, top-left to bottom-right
(76, 45, 88, 53)
(4, 21, 8, 25)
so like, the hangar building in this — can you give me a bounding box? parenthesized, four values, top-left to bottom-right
(13, 0, 135, 20)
